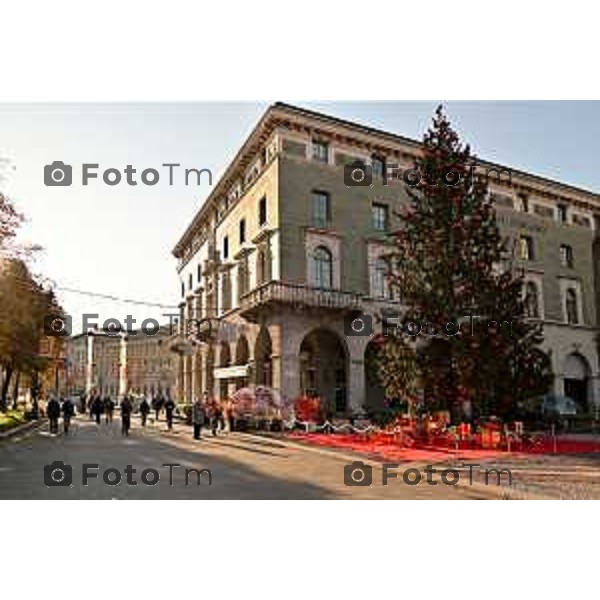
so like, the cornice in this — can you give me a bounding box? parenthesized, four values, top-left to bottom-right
(173, 102, 600, 260)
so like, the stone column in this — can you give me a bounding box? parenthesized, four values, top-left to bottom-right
(118, 334, 128, 399)
(278, 353, 300, 400)
(175, 302, 185, 401)
(189, 293, 202, 402)
(201, 344, 215, 399)
(345, 335, 368, 415)
(269, 323, 300, 399)
(183, 355, 191, 403)
(269, 324, 282, 391)
(348, 357, 365, 415)
(589, 375, 600, 418)
(553, 373, 564, 397)
(85, 331, 95, 395)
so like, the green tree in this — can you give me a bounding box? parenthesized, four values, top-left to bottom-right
(378, 106, 552, 419)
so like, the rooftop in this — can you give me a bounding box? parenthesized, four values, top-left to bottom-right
(173, 102, 600, 257)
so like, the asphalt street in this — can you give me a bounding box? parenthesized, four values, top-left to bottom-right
(0, 416, 499, 499)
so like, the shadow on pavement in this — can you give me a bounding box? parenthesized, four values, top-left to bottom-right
(0, 418, 334, 500)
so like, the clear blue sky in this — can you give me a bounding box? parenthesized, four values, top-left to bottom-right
(1, 101, 598, 333)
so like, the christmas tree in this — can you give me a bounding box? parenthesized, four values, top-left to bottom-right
(377, 106, 552, 419)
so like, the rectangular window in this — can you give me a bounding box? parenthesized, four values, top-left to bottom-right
(372, 155, 386, 179)
(518, 193, 529, 213)
(239, 218, 246, 244)
(197, 264, 202, 282)
(312, 191, 330, 228)
(188, 273, 193, 290)
(312, 140, 329, 163)
(518, 235, 534, 261)
(557, 204, 568, 223)
(223, 236, 229, 259)
(181, 281, 185, 297)
(259, 196, 267, 226)
(560, 244, 573, 268)
(372, 203, 389, 231)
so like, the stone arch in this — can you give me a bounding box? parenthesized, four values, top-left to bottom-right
(563, 352, 591, 411)
(254, 326, 273, 386)
(299, 327, 349, 415)
(235, 335, 250, 365)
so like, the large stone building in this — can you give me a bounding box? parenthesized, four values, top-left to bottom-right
(173, 102, 600, 415)
(66, 327, 176, 398)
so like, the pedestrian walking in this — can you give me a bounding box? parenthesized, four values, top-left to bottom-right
(224, 398, 235, 433)
(216, 401, 225, 433)
(88, 393, 95, 419)
(104, 396, 114, 424)
(164, 396, 175, 431)
(208, 401, 219, 436)
(140, 397, 150, 427)
(93, 396, 103, 425)
(47, 396, 60, 435)
(120, 395, 132, 436)
(152, 395, 164, 422)
(192, 398, 205, 440)
(62, 397, 75, 435)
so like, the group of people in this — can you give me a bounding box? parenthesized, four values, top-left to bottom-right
(46, 395, 75, 435)
(87, 393, 116, 425)
(84, 391, 176, 436)
(148, 395, 177, 430)
(191, 394, 234, 440)
(46, 390, 235, 441)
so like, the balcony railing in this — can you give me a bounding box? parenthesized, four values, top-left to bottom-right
(239, 281, 362, 317)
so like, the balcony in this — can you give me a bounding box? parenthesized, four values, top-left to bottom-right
(239, 281, 363, 322)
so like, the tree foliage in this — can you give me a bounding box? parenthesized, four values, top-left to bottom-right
(0, 192, 64, 410)
(375, 106, 553, 419)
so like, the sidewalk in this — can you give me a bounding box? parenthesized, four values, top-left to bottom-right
(146, 419, 527, 499)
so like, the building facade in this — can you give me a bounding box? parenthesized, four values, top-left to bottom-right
(66, 327, 176, 398)
(173, 103, 600, 415)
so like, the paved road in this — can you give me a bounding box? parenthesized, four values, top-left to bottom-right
(0, 416, 499, 499)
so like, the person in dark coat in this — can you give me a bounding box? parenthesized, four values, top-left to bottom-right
(207, 402, 218, 436)
(139, 397, 150, 427)
(88, 393, 95, 419)
(192, 398, 205, 440)
(104, 396, 114, 424)
(164, 397, 176, 431)
(120, 396, 132, 436)
(47, 396, 61, 434)
(93, 396, 103, 425)
(62, 397, 75, 435)
(152, 395, 164, 421)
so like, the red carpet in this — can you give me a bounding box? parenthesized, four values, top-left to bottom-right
(287, 432, 600, 462)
